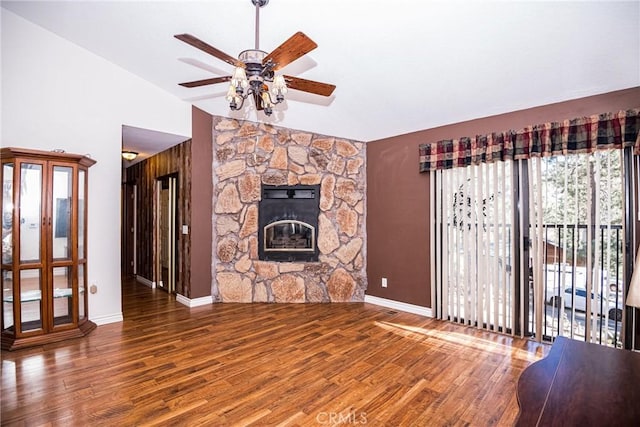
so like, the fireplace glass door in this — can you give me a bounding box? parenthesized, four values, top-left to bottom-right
(264, 220, 314, 252)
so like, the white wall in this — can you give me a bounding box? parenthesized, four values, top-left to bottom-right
(1, 10, 192, 324)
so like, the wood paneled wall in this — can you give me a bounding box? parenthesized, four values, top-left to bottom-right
(124, 140, 192, 296)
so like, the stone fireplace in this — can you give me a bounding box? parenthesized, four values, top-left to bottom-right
(211, 116, 367, 303)
(258, 185, 320, 262)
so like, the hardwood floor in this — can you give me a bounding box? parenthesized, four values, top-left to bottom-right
(1, 278, 549, 426)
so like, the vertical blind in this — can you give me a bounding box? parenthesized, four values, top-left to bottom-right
(430, 160, 517, 335)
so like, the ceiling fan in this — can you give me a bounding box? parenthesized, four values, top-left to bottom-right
(175, 0, 336, 116)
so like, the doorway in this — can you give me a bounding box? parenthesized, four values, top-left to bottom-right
(156, 174, 178, 293)
(121, 182, 136, 277)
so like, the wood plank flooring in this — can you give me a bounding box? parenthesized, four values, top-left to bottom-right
(1, 278, 549, 426)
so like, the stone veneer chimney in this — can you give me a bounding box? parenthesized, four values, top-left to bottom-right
(211, 116, 367, 302)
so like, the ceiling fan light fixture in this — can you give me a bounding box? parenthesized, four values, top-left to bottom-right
(226, 86, 241, 110)
(271, 75, 288, 101)
(227, 74, 284, 115)
(261, 89, 272, 105)
(122, 151, 138, 161)
(231, 67, 248, 90)
(262, 91, 273, 116)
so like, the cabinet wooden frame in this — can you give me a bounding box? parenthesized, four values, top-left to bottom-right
(1, 147, 97, 350)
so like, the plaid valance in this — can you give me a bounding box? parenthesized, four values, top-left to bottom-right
(419, 108, 640, 172)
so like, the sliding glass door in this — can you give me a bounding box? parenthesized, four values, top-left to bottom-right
(432, 148, 636, 348)
(527, 150, 626, 347)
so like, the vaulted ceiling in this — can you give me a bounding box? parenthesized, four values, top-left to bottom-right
(3, 0, 639, 148)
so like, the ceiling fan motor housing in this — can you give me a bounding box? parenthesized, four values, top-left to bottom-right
(239, 50, 275, 85)
(238, 49, 267, 65)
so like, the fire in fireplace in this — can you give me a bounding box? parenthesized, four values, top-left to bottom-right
(258, 185, 320, 262)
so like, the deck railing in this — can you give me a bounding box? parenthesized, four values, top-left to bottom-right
(533, 223, 624, 347)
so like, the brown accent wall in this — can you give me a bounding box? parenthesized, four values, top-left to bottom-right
(367, 143, 430, 306)
(191, 106, 214, 298)
(366, 87, 640, 308)
(124, 140, 192, 295)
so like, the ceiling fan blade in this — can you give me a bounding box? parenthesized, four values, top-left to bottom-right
(178, 76, 232, 88)
(283, 75, 336, 97)
(263, 32, 317, 71)
(174, 34, 241, 67)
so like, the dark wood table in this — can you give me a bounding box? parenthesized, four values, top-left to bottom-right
(516, 336, 640, 426)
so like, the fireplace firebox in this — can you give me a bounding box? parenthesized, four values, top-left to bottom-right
(258, 185, 320, 262)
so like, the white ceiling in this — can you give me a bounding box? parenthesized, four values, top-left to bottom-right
(3, 0, 639, 156)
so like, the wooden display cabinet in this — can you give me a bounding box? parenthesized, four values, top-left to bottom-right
(1, 147, 97, 350)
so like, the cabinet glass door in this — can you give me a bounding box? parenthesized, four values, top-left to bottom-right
(2, 270, 13, 332)
(19, 269, 42, 332)
(2, 163, 13, 264)
(19, 164, 42, 263)
(2, 163, 14, 335)
(78, 170, 85, 259)
(52, 266, 73, 326)
(78, 263, 86, 321)
(17, 165, 44, 333)
(52, 166, 73, 260)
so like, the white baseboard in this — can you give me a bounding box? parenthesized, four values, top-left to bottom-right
(364, 295, 433, 318)
(176, 293, 213, 308)
(136, 275, 155, 288)
(91, 313, 124, 325)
